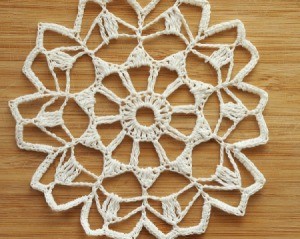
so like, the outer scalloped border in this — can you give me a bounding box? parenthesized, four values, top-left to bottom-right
(8, 0, 268, 238)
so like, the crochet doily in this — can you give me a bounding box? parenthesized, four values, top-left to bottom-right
(9, 0, 268, 238)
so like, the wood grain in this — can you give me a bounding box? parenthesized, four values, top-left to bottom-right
(0, 0, 300, 238)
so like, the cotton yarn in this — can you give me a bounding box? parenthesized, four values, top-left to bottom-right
(9, 0, 268, 238)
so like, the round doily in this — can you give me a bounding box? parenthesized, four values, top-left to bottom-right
(9, 0, 268, 238)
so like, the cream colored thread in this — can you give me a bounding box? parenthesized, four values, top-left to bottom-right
(9, 0, 268, 238)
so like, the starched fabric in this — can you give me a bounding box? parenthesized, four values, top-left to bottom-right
(9, 0, 268, 238)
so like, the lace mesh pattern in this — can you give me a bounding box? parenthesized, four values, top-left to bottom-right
(9, 0, 268, 238)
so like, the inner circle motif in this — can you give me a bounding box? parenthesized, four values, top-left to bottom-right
(120, 92, 171, 141)
(135, 106, 156, 127)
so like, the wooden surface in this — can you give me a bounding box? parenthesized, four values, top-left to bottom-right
(1, 0, 300, 238)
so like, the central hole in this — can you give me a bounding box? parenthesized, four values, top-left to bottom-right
(136, 107, 155, 127)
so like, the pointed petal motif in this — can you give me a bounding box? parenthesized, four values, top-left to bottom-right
(55, 154, 81, 184)
(221, 102, 247, 122)
(100, 12, 119, 43)
(188, 80, 214, 106)
(12, 93, 65, 126)
(199, 20, 259, 83)
(47, 50, 75, 71)
(31, 150, 63, 190)
(23, 23, 79, 92)
(102, 195, 120, 222)
(37, 111, 64, 127)
(127, 46, 153, 67)
(161, 196, 181, 222)
(31, 149, 92, 212)
(23, 49, 55, 92)
(209, 46, 233, 69)
(214, 165, 241, 187)
(162, 51, 186, 74)
(171, 152, 192, 175)
(93, 56, 113, 78)
(205, 149, 265, 216)
(191, 116, 212, 144)
(74, 90, 96, 115)
(80, 127, 102, 150)
(165, 8, 182, 34)
(103, 158, 128, 177)
(135, 168, 161, 189)
(9, 94, 65, 153)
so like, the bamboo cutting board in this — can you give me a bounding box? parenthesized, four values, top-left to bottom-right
(0, 0, 300, 238)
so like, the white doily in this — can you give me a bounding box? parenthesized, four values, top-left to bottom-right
(9, 0, 268, 238)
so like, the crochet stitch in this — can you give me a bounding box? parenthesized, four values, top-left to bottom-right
(9, 0, 268, 238)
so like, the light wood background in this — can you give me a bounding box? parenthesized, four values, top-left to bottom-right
(1, 0, 300, 238)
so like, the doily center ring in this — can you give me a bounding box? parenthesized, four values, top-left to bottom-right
(120, 92, 171, 141)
